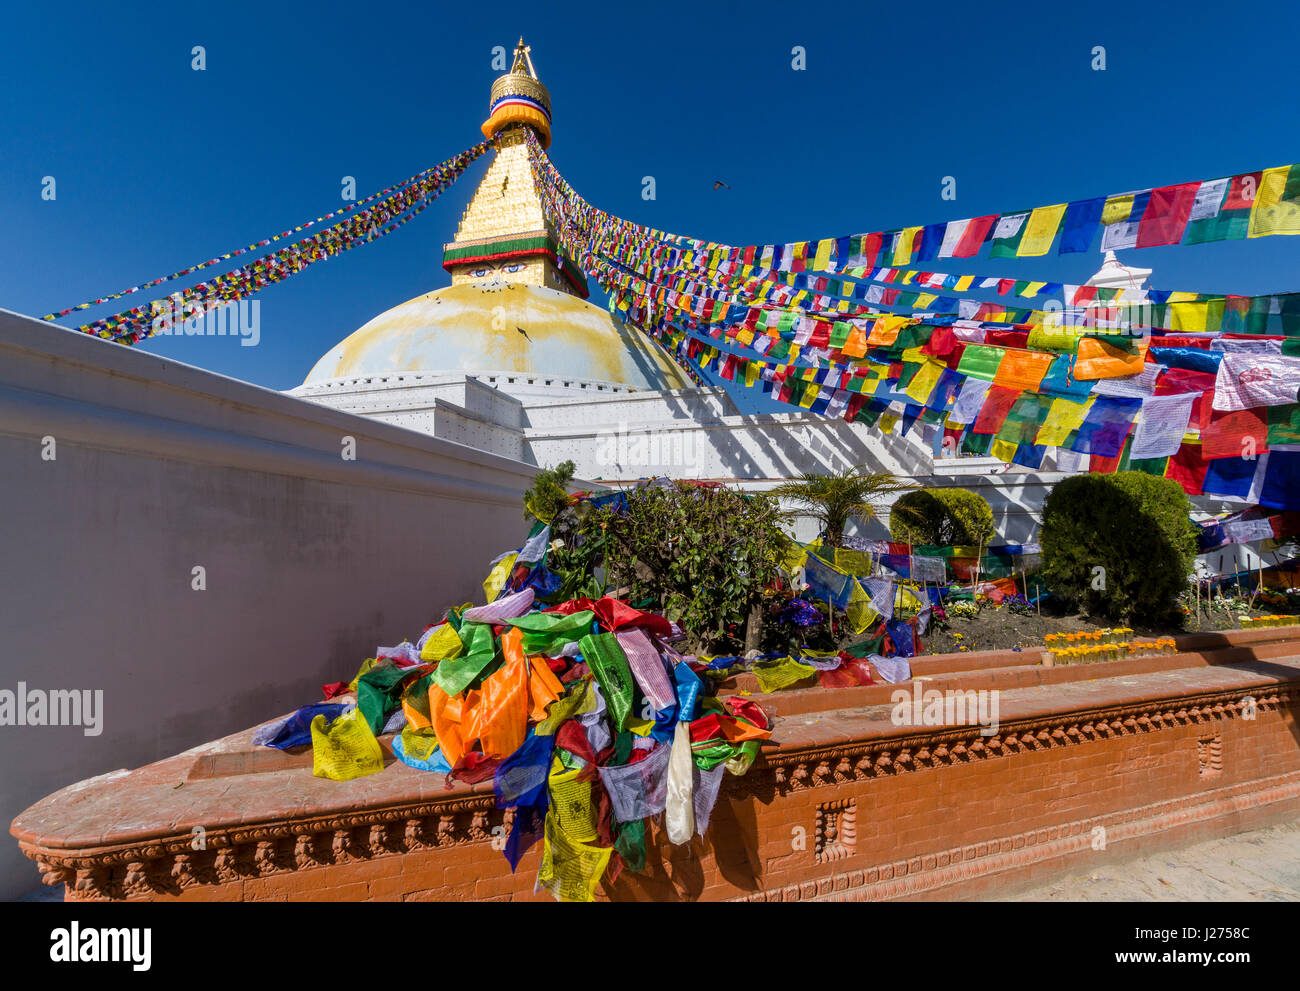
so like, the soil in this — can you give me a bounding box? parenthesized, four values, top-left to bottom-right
(919, 593, 1290, 656)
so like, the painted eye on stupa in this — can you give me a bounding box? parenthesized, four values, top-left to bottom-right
(468, 266, 493, 278)
(503, 263, 525, 273)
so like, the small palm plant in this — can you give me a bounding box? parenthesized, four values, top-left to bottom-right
(772, 467, 913, 549)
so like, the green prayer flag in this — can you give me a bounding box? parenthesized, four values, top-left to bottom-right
(989, 212, 1029, 258)
(615, 818, 647, 873)
(357, 659, 420, 734)
(511, 609, 595, 655)
(579, 633, 636, 732)
(431, 622, 498, 697)
(956, 344, 1004, 381)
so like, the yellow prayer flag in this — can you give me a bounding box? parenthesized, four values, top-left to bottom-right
(832, 548, 874, 575)
(1249, 165, 1300, 237)
(482, 551, 518, 602)
(1035, 396, 1093, 447)
(894, 227, 921, 265)
(812, 238, 834, 270)
(989, 438, 1019, 463)
(1169, 301, 1209, 333)
(419, 622, 464, 663)
(904, 358, 945, 403)
(1101, 194, 1135, 226)
(777, 540, 808, 574)
(1017, 204, 1067, 257)
(799, 383, 821, 408)
(878, 412, 900, 434)
(955, 275, 975, 292)
(310, 708, 384, 781)
(845, 580, 879, 635)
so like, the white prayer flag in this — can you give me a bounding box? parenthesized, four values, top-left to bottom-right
(1129, 393, 1197, 459)
(1213, 353, 1300, 410)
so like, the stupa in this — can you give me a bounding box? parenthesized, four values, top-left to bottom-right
(287, 40, 959, 526)
(296, 39, 690, 401)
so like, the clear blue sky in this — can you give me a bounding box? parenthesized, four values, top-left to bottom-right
(2, 0, 1298, 394)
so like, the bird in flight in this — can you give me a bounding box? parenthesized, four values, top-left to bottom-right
(712, 180, 731, 190)
(516, 325, 532, 342)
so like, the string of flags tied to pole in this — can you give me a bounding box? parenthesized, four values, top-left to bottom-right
(40, 127, 1300, 508)
(522, 131, 1300, 512)
(48, 143, 489, 346)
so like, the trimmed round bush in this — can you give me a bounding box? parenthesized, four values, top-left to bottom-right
(889, 487, 995, 547)
(1040, 471, 1198, 623)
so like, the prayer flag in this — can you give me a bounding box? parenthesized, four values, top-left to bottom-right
(1136, 183, 1198, 247)
(1249, 165, 1300, 238)
(989, 213, 1029, 258)
(1016, 204, 1067, 256)
(1059, 196, 1104, 253)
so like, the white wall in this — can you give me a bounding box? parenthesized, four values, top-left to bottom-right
(0, 309, 545, 899)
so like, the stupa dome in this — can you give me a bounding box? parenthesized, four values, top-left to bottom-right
(301, 281, 690, 394)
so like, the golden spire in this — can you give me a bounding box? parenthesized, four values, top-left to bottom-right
(482, 35, 552, 149)
(510, 37, 536, 77)
(446, 42, 586, 297)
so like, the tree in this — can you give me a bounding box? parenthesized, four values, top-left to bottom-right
(1040, 471, 1198, 623)
(523, 460, 576, 524)
(890, 487, 995, 548)
(591, 483, 791, 652)
(772, 467, 913, 549)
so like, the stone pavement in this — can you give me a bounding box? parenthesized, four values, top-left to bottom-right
(992, 819, 1300, 901)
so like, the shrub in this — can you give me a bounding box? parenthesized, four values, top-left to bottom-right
(1040, 472, 1198, 623)
(523, 460, 576, 524)
(590, 483, 791, 651)
(771, 467, 912, 548)
(889, 487, 995, 547)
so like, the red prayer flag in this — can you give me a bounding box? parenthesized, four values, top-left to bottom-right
(860, 233, 883, 268)
(1166, 441, 1209, 495)
(971, 385, 1023, 435)
(953, 215, 997, 257)
(1224, 173, 1263, 211)
(1202, 407, 1268, 460)
(1137, 182, 1199, 247)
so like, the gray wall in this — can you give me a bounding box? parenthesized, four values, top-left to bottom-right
(0, 308, 542, 898)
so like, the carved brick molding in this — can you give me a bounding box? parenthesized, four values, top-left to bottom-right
(24, 798, 505, 902)
(815, 800, 856, 864)
(1198, 735, 1224, 778)
(18, 684, 1296, 902)
(763, 686, 1292, 797)
(732, 769, 1300, 902)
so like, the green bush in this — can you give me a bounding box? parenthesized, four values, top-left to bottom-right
(1040, 472, 1198, 623)
(523, 460, 576, 524)
(590, 483, 790, 651)
(889, 487, 995, 547)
